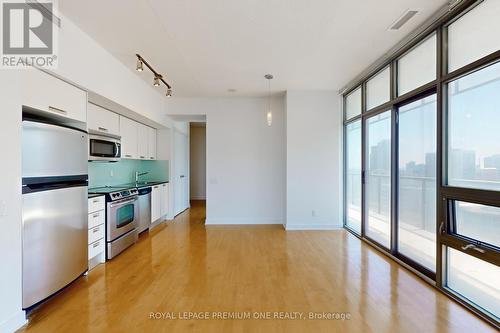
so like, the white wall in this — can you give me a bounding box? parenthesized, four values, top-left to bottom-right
(55, 13, 168, 126)
(190, 126, 207, 200)
(166, 97, 286, 224)
(285, 91, 343, 230)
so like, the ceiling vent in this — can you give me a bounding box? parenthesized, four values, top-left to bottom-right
(388, 9, 419, 31)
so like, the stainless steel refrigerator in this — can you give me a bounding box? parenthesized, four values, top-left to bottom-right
(22, 119, 88, 309)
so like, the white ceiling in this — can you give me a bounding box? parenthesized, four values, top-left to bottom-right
(60, 0, 447, 97)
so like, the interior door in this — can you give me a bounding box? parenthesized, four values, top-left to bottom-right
(174, 129, 189, 215)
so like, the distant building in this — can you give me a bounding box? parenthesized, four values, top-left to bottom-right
(484, 154, 500, 170)
(449, 149, 476, 180)
(370, 139, 390, 174)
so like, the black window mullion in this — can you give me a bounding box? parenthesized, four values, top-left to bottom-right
(441, 187, 500, 208)
(440, 234, 500, 267)
(391, 61, 398, 255)
(436, 22, 446, 289)
(361, 82, 367, 238)
(391, 105, 398, 255)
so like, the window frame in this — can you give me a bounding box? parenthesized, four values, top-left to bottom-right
(341, 0, 500, 326)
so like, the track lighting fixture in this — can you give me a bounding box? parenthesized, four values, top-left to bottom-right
(135, 54, 172, 96)
(136, 58, 144, 72)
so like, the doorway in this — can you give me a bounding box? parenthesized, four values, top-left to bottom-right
(189, 123, 206, 201)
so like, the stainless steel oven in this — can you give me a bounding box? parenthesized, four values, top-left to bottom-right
(105, 188, 139, 259)
(88, 130, 121, 162)
(107, 197, 137, 241)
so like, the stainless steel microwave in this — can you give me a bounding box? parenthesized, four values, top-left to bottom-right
(88, 130, 121, 162)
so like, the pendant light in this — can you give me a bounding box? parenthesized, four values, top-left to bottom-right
(265, 74, 273, 126)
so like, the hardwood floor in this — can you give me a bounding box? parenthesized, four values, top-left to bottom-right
(18, 201, 495, 333)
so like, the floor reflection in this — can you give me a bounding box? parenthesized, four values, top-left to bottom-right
(19, 202, 496, 333)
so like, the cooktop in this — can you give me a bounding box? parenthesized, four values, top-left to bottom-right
(88, 186, 139, 201)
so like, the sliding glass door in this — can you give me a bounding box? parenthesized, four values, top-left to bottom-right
(397, 95, 437, 272)
(365, 111, 391, 249)
(345, 120, 362, 234)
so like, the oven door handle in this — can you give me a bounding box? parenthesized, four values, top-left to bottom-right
(109, 197, 137, 208)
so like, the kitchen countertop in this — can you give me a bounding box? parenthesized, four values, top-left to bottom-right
(122, 181, 169, 188)
(88, 181, 169, 197)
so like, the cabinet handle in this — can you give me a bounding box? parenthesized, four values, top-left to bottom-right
(125, 154, 132, 158)
(140, 156, 145, 159)
(98, 127, 108, 132)
(93, 227, 100, 233)
(154, 186, 159, 189)
(48, 106, 67, 115)
(93, 199, 100, 203)
(93, 242, 100, 248)
(92, 212, 99, 218)
(150, 157, 154, 160)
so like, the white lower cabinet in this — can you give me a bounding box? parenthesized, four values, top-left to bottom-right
(88, 239, 105, 261)
(160, 183, 169, 217)
(88, 196, 106, 270)
(151, 185, 162, 222)
(151, 183, 169, 223)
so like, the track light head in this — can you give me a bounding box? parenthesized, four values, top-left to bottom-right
(166, 88, 173, 97)
(153, 75, 161, 87)
(136, 58, 144, 72)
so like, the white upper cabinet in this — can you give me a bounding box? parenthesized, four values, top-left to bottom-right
(87, 103, 120, 136)
(120, 116, 138, 159)
(23, 69, 87, 123)
(148, 127, 157, 160)
(137, 124, 149, 160)
(119, 117, 157, 161)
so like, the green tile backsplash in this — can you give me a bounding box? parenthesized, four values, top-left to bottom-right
(88, 159, 169, 188)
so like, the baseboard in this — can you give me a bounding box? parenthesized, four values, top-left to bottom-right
(0, 310, 27, 333)
(205, 218, 283, 225)
(285, 224, 342, 231)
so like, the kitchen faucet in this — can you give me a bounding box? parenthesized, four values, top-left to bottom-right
(135, 171, 149, 183)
